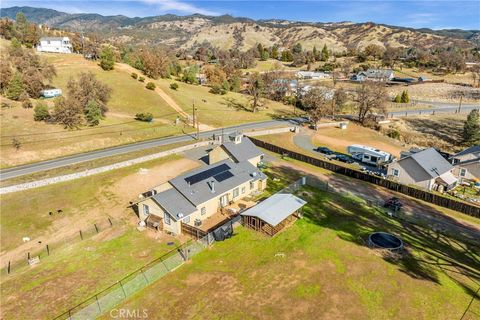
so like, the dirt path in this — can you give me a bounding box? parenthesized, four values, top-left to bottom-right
(273, 160, 480, 243)
(116, 63, 215, 131)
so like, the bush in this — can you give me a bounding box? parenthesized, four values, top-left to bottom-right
(146, 82, 156, 90)
(387, 129, 401, 139)
(138, 76, 145, 82)
(170, 83, 179, 90)
(393, 94, 402, 103)
(22, 99, 33, 109)
(99, 46, 115, 71)
(135, 112, 153, 122)
(131, 73, 138, 79)
(209, 85, 226, 95)
(33, 102, 50, 121)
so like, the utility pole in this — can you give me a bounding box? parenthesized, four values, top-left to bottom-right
(196, 110, 200, 140)
(192, 99, 196, 128)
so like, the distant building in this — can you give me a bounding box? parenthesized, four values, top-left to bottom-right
(352, 69, 394, 82)
(41, 88, 62, 98)
(196, 73, 207, 85)
(296, 71, 331, 80)
(37, 37, 73, 54)
(387, 148, 458, 192)
(347, 144, 393, 166)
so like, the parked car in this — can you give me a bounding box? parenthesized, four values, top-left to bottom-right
(315, 147, 335, 155)
(335, 154, 355, 164)
(384, 197, 403, 210)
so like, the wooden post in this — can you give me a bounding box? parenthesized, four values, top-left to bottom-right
(27, 252, 30, 261)
(96, 294, 101, 313)
(108, 218, 113, 226)
(79, 230, 83, 240)
(7, 261, 10, 274)
(94, 223, 99, 233)
(46, 244, 50, 256)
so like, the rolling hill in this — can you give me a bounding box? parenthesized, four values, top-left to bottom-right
(2, 6, 478, 51)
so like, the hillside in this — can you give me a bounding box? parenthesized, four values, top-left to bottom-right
(2, 6, 477, 51)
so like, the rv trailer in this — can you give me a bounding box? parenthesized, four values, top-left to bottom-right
(347, 144, 392, 166)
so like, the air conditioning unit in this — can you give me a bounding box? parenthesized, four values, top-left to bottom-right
(194, 219, 202, 227)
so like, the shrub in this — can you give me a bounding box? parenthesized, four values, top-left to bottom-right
(170, 83, 179, 90)
(135, 112, 153, 122)
(387, 129, 401, 139)
(131, 73, 138, 79)
(138, 76, 145, 82)
(393, 94, 402, 103)
(99, 46, 115, 71)
(209, 85, 226, 95)
(146, 82, 156, 90)
(400, 90, 410, 103)
(33, 102, 50, 121)
(22, 99, 33, 109)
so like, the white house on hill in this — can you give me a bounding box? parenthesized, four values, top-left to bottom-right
(37, 37, 73, 54)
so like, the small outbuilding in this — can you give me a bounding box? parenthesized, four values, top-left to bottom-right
(241, 193, 307, 236)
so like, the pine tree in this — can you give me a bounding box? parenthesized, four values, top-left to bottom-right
(463, 109, 480, 146)
(85, 101, 103, 126)
(394, 94, 402, 103)
(321, 44, 329, 61)
(313, 46, 318, 61)
(5, 73, 24, 100)
(99, 46, 115, 71)
(271, 46, 279, 60)
(400, 90, 410, 103)
(33, 102, 50, 121)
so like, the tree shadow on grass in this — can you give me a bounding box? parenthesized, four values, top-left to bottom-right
(269, 164, 480, 294)
(221, 97, 252, 112)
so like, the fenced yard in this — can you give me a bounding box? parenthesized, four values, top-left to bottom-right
(98, 171, 480, 320)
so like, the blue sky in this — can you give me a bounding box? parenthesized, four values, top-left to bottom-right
(3, 0, 479, 30)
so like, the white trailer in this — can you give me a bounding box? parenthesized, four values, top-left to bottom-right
(347, 144, 392, 166)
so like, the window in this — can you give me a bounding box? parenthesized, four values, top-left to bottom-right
(453, 158, 460, 164)
(241, 186, 246, 194)
(392, 169, 399, 177)
(250, 181, 255, 190)
(201, 207, 206, 215)
(460, 168, 467, 177)
(183, 216, 190, 224)
(143, 204, 150, 215)
(164, 212, 171, 225)
(233, 187, 239, 198)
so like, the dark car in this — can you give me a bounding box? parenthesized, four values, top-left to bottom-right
(335, 154, 355, 163)
(384, 197, 403, 210)
(315, 147, 335, 155)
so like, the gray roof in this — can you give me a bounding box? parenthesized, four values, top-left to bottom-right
(40, 37, 69, 41)
(169, 159, 266, 207)
(407, 148, 453, 178)
(241, 193, 307, 226)
(360, 69, 394, 79)
(454, 145, 480, 158)
(151, 188, 196, 221)
(221, 137, 263, 163)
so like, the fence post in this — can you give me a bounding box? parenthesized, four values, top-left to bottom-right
(119, 280, 127, 298)
(94, 224, 99, 233)
(108, 218, 113, 226)
(7, 261, 10, 274)
(46, 244, 50, 256)
(79, 230, 83, 240)
(27, 252, 30, 261)
(96, 294, 101, 313)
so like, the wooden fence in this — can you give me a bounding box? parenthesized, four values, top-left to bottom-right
(249, 137, 480, 218)
(181, 222, 208, 240)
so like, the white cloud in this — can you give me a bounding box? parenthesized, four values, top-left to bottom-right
(141, 0, 220, 16)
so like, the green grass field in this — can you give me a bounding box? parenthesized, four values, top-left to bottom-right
(100, 183, 480, 320)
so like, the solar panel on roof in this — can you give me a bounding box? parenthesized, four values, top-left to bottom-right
(184, 163, 231, 185)
(214, 171, 234, 182)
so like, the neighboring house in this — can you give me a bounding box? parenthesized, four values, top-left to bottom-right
(450, 146, 480, 181)
(296, 71, 331, 80)
(387, 148, 458, 192)
(137, 135, 267, 235)
(37, 37, 73, 54)
(41, 88, 62, 98)
(353, 69, 394, 82)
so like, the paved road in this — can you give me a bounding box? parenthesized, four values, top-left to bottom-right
(0, 119, 301, 180)
(388, 100, 479, 117)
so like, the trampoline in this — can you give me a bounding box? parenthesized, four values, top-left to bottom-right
(368, 232, 404, 252)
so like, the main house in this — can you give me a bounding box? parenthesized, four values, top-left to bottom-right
(450, 146, 480, 181)
(137, 134, 267, 235)
(351, 69, 394, 82)
(37, 37, 73, 54)
(387, 148, 458, 192)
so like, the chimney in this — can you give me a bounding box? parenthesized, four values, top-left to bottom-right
(209, 180, 215, 193)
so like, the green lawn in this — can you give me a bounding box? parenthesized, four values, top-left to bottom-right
(100, 183, 480, 319)
(0, 225, 180, 320)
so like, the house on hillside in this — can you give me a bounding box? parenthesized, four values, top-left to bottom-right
(387, 148, 458, 192)
(296, 71, 331, 80)
(352, 69, 394, 82)
(450, 146, 480, 181)
(136, 134, 267, 236)
(37, 37, 73, 54)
